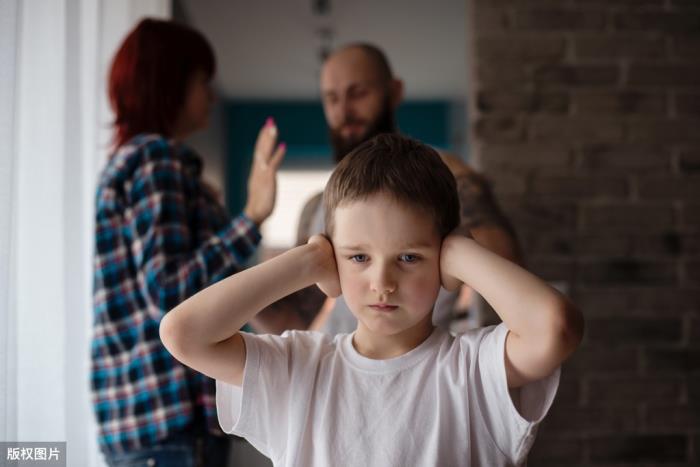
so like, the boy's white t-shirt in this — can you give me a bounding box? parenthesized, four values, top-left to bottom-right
(217, 323, 560, 467)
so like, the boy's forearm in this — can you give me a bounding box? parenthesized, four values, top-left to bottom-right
(162, 243, 322, 347)
(443, 236, 580, 342)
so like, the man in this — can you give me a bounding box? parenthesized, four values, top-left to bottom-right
(251, 43, 520, 334)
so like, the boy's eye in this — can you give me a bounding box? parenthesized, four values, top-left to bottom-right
(350, 254, 368, 263)
(399, 254, 419, 263)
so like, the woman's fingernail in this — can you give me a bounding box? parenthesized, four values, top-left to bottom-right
(265, 117, 275, 128)
(279, 142, 286, 151)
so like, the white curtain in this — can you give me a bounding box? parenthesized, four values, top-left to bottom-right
(0, 0, 170, 465)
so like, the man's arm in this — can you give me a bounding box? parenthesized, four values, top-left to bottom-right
(437, 151, 522, 264)
(454, 167, 522, 264)
(160, 240, 338, 387)
(440, 236, 583, 389)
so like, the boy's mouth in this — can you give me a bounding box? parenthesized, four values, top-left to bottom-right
(369, 304, 398, 312)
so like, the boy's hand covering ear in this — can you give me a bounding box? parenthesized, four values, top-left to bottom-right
(440, 234, 464, 292)
(307, 234, 342, 298)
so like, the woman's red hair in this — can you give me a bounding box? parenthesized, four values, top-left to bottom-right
(108, 18, 216, 148)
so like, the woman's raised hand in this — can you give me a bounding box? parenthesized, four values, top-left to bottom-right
(244, 117, 286, 226)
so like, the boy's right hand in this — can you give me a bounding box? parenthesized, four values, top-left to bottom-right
(307, 234, 342, 298)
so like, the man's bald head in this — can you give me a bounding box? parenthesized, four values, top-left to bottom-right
(320, 43, 403, 162)
(323, 43, 394, 85)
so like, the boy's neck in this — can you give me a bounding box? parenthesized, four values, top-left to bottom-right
(351, 317, 435, 360)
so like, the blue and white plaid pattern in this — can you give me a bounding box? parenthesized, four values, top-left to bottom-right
(91, 134, 261, 454)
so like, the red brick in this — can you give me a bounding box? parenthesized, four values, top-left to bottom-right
(566, 345, 639, 374)
(529, 436, 584, 463)
(683, 203, 700, 229)
(590, 435, 687, 462)
(688, 377, 700, 402)
(638, 176, 700, 200)
(540, 406, 639, 434)
(691, 317, 700, 342)
(528, 258, 575, 282)
(675, 93, 700, 116)
(646, 405, 700, 430)
(528, 232, 575, 256)
(671, 0, 700, 6)
(575, 0, 663, 5)
(556, 375, 583, 405)
(614, 11, 700, 33)
(500, 200, 578, 230)
(477, 36, 567, 62)
(628, 65, 700, 87)
(580, 203, 676, 233)
(475, 0, 563, 5)
(579, 144, 672, 173)
(485, 171, 528, 196)
(631, 233, 697, 257)
(474, 116, 527, 142)
(573, 286, 700, 316)
(678, 151, 700, 173)
(573, 91, 667, 115)
(681, 235, 700, 255)
(628, 287, 700, 312)
(515, 9, 606, 30)
(586, 318, 683, 344)
(572, 287, 631, 312)
(474, 6, 513, 31)
(477, 91, 569, 113)
(579, 259, 678, 286)
(476, 62, 530, 89)
(574, 35, 667, 60)
(685, 260, 700, 284)
(575, 235, 632, 256)
(481, 144, 572, 171)
(588, 377, 684, 405)
(672, 37, 700, 59)
(531, 117, 625, 143)
(626, 119, 700, 143)
(534, 65, 619, 87)
(643, 348, 700, 374)
(531, 175, 628, 199)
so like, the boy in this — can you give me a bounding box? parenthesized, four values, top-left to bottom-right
(160, 134, 584, 466)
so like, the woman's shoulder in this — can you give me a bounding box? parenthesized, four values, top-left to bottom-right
(101, 134, 188, 185)
(111, 133, 175, 165)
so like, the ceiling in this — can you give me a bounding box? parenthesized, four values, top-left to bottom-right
(179, 0, 468, 99)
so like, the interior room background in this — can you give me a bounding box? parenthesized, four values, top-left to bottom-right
(1, 0, 698, 465)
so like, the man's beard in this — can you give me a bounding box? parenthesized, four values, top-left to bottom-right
(329, 99, 396, 163)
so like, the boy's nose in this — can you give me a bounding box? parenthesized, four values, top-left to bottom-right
(370, 266, 397, 295)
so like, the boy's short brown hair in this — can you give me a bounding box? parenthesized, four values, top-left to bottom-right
(323, 134, 460, 238)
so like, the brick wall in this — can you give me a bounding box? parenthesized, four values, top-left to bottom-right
(466, 1, 699, 465)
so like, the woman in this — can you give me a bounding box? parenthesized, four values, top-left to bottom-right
(91, 18, 284, 466)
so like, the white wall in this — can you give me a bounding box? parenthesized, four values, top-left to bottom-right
(181, 0, 467, 99)
(1, 1, 170, 465)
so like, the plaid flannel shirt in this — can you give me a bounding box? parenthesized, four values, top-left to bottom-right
(91, 134, 261, 453)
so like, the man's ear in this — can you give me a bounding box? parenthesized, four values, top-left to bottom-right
(389, 78, 404, 110)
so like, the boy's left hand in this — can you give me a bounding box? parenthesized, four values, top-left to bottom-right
(440, 234, 464, 292)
